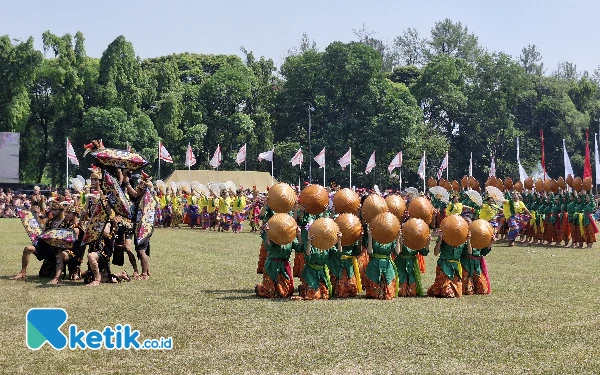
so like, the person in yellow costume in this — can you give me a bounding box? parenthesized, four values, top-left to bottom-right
(503, 192, 531, 247)
(231, 190, 247, 233)
(218, 191, 233, 232)
(479, 195, 501, 236)
(207, 193, 220, 231)
(445, 193, 464, 216)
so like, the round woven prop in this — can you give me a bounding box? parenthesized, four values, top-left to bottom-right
(444, 180, 452, 191)
(267, 183, 297, 213)
(440, 215, 469, 247)
(505, 177, 513, 190)
(469, 219, 493, 249)
(334, 213, 362, 246)
(514, 181, 523, 192)
(267, 213, 298, 245)
(439, 178, 447, 188)
(573, 176, 582, 192)
(402, 218, 430, 250)
(557, 176, 566, 190)
(461, 176, 468, 190)
(535, 179, 543, 192)
(495, 178, 504, 191)
(543, 179, 551, 192)
(385, 194, 406, 221)
(451, 180, 460, 192)
(370, 212, 400, 245)
(408, 196, 433, 224)
(428, 177, 437, 188)
(333, 188, 360, 214)
(299, 184, 328, 215)
(467, 176, 476, 189)
(309, 218, 340, 250)
(485, 176, 497, 187)
(583, 177, 592, 192)
(473, 179, 481, 192)
(550, 179, 559, 194)
(566, 174, 574, 187)
(524, 177, 534, 190)
(361, 194, 388, 223)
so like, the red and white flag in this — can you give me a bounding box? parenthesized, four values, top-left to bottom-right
(338, 148, 351, 170)
(209, 144, 222, 169)
(159, 141, 173, 163)
(436, 152, 448, 180)
(258, 149, 274, 162)
(388, 151, 402, 173)
(66, 138, 79, 166)
(185, 143, 196, 167)
(418, 151, 426, 180)
(365, 151, 376, 174)
(290, 148, 303, 166)
(314, 148, 326, 168)
(236, 144, 246, 165)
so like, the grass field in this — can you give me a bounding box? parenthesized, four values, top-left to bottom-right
(1, 218, 600, 374)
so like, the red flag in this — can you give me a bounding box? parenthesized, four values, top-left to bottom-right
(584, 129, 592, 179)
(540, 130, 546, 180)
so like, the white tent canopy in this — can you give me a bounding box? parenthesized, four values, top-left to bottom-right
(163, 170, 276, 192)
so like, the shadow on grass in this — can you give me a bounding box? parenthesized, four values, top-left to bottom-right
(200, 288, 264, 300)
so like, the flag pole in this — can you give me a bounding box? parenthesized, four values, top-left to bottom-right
(158, 141, 161, 180)
(323, 163, 326, 187)
(244, 158, 247, 189)
(423, 151, 426, 193)
(399, 166, 402, 191)
(446, 151, 449, 181)
(299, 160, 302, 188)
(66, 138, 69, 188)
(349, 147, 352, 189)
(271, 159, 274, 187)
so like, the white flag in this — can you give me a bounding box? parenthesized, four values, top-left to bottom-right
(314, 148, 326, 168)
(236, 143, 246, 165)
(417, 151, 426, 180)
(469, 152, 473, 176)
(209, 144, 222, 169)
(388, 151, 402, 173)
(159, 141, 173, 163)
(595, 134, 600, 186)
(365, 151, 376, 174)
(436, 152, 448, 180)
(338, 148, 351, 170)
(290, 148, 303, 166)
(258, 149, 274, 162)
(66, 138, 79, 166)
(185, 143, 196, 167)
(563, 139, 574, 179)
(489, 156, 496, 177)
(517, 138, 528, 182)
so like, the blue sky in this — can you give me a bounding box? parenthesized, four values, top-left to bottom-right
(3, 0, 599, 74)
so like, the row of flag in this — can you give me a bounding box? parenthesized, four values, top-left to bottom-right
(66, 133, 600, 184)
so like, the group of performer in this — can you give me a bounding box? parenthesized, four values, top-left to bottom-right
(11, 140, 156, 286)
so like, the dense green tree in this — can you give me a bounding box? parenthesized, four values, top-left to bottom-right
(426, 19, 482, 63)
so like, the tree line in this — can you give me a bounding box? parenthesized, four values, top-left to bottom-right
(1, 19, 599, 188)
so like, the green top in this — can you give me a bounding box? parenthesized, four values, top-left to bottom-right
(436, 237, 467, 279)
(366, 240, 397, 285)
(261, 231, 298, 282)
(301, 246, 331, 291)
(298, 212, 327, 244)
(394, 244, 429, 285)
(460, 246, 491, 276)
(574, 200, 595, 226)
(328, 241, 361, 279)
(567, 200, 578, 223)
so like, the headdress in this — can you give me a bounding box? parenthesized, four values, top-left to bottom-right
(89, 165, 102, 180)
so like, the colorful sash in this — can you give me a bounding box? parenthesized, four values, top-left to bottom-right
(340, 255, 362, 293)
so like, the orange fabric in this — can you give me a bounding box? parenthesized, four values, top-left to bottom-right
(461, 267, 489, 295)
(293, 251, 305, 278)
(544, 223, 555, 243)
(364, 274, 396, 300)
(299, 281, 329, 300)
(561, 214, 571, 241)
(417, 252, 426, 273)
(331, 269, 358, 298)
(584, 224, 597, 243)
(398, 282, 417, 297)
(255, 273, 294, 298)
(570, 223, 582, 243)
(256, 243, 267, 274)
(427, 265, 463, 298)
(357, 246, 369, 285)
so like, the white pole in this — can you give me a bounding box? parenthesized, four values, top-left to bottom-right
(244, 158, 247, 189)
(423, 152, 426, 193)
(349, 147, 352, 189)
(299, 161, 302, 188)
(66, 138, 69, 188)
(271, 160, 274, 187)
(158, 141, 161, 180)
(323, 164, 325, 187)
(446, 151, 449, 181)
(399, 167, 402, 191)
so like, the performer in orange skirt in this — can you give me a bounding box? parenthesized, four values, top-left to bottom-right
(461, 241, 492, 295)
(255, 224, 299, 298)
(364, 227, 400, 300)
(329, 237, 362, 298)
(427, 231, 471, 298)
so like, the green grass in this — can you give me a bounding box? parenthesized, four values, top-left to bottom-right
(1, 218, 600, 374)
